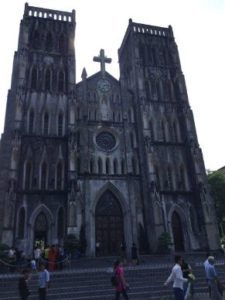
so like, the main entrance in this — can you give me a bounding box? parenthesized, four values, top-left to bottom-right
(34, 212, 48, 249)
(172, 211, 184, 251)
(95, 190, 124, 256)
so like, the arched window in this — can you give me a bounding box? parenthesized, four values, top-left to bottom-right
(45, 32, 53, 51)
(58, 113, 63, 136)
(98, 158, 103, 174)
(113, 159, 118, 174)
(57, 208, 65, 239)
(77, 131, 80, 147)
(58, 34, 66, 53)
(25, 162, 32, 189)
(121, 159, 125, 174)
(56, 162, 63, 190)
(58, 70, 64, 93)
(106, 158, 110, 174)
(28, 110, 34, 134)
(45, 69, 51, 92)
(43, 112, 49, 135)
(157, 80, 163, 101)
(18, 207, 25, 239)
(31, 67, 37, 90)
(32, 30, 40, 49)
(41, 162, 47, 189)
(145, 81, 150, 101)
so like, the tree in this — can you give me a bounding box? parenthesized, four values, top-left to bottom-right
(208, 170, 225, 236)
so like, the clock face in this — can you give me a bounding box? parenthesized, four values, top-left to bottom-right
(97, 79, 111, 93)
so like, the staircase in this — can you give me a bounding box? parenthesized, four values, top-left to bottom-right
(0, 255, 224, 300)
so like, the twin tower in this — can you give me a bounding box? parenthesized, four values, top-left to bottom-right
(0, 3, 219, 255)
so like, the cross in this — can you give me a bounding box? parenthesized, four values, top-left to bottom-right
(93, 49, 112, 76)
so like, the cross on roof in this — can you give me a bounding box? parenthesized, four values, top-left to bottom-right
(93, 49, 112, 76)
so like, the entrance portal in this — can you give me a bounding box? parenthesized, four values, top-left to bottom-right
(34, 213, 48, 249)
(95, 190, 124, 256)
(172, 211, 184, 251)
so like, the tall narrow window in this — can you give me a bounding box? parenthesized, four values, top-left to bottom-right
(77, 158, 81, 174)
(58, 70, 64, 93)
(43, 113, 49, 135)
(25, 162, 32, 189)
(149, 121, 155, 141)
(173, 122, 178, 142)
(132, 157, 136, 174)
(58, 34, 66, 53)
(41, 162, 47, 189)
(77, 131, 80, 147)
(28, 110, 34, 134)
(121, 159, 125, 174)
(161, 121, 166, 142)
(145, 81, 150, 101)
(98, 158, 103, 174)
(155, 166, 160, 189)
(31, 67, 37, 90)
(58, 113, 63, 136)
(32, 30, 40, 49)
(130, 132, 134, 148)
(167, 166, 173, 190)
(57, 208, 64, 239)
(18, 208, 25, 239)
(113, 159, 118, 174)
(106, 158, 110, 174)
(56, 162, 63, 190)
(46, 32, 53, 51)
(179, 166, 186, 190)
(45, 69, 51, 92)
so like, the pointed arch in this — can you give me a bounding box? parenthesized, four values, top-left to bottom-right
(18, 207, 25, 239)
(171, 211, 184, 251)
(57, 207, 65, 239)
(45, 68, 52, 92)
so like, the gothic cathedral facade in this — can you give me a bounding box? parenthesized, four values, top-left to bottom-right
(0, 4, 220, 256)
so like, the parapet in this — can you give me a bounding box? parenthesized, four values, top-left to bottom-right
(24, 3, 75, 23)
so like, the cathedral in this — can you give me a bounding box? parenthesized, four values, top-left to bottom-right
(0, 3, 220, 256)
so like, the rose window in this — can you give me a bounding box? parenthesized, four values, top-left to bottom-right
(96, 132, 116, 151)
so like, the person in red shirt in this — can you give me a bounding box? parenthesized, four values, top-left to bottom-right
(114, 259, 129, 300)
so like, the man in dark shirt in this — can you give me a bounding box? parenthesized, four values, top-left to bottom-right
(18, 269, 30, 300)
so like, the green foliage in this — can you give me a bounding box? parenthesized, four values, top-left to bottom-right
(0, 243, 9, 258)
(157, 232, 172, 253)
(64, 234, 79, 255)
(208, 170, 225, 236)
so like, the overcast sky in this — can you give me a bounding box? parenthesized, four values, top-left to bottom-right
(0, 0, 224, 171)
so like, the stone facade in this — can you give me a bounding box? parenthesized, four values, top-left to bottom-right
(0, 4, 220, 256)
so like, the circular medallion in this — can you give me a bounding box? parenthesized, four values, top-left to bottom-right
(96, 131, 116, 151)
(97, 79, 111, 93)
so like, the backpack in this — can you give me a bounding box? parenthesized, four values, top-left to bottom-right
(111, 274, 118, 287)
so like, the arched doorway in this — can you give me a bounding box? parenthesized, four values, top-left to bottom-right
(34, 212, 48, 249)
(172, 211, 184, 251)
(95, 190, 124, 256)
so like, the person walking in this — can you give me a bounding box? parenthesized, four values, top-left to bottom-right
(164, 255, 188, 300)
(38, 263, 50, 300)
(114, 259, 129, 300)
(18, 269, 30, 300)
(203, 253, 211, 298)
(205, 256, 223, 300)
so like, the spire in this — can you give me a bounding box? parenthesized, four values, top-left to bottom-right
(81, 68, 87, 80)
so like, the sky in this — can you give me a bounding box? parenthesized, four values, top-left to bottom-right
(0, 0, 224, 171)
